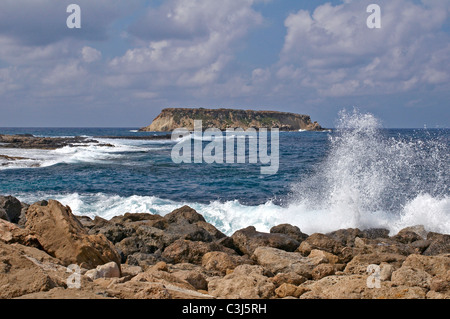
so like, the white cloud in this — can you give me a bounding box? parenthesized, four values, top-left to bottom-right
(109, 0, 264, 89)
(81, 47, 102, 63)
(276, 0, 450, 97)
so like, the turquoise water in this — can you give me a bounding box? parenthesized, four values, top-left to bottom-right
(0, 113, 448, 235)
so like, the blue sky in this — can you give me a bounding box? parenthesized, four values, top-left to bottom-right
(0, 0, 449, 128)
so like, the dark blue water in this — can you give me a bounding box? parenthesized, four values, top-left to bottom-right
(0, 120, 448, 235)
(0, 128, 330, 205)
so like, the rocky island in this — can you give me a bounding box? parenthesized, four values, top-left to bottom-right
(1, 195, 448, 300)
(139, 108, 325, 132)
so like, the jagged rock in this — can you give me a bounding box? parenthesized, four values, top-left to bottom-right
(307, 249, 339, 265)
(0, 195, 22, 224)
(311, 264, 336, 280)
(161, 239, 232, 265)
(393, 229, 425, 244)
(299, 275, 428, 299)
(270, 272, 307, 287)
(423, 233, 450, 256)
(401, 254, 450, 278)
(231, 226, 300, 256)
(270, 224, 308, 243)
(391, 267, 432, 289)
(0, 241, 66, 298)
(25, 200, 121, 269)
(0, 219, 41, 248)
(88, 206, 226, 266)
(297, 233, 353, 262)
(326, 228, 364, 247)
(201, 251, 252, 275)
(361, 228, 390, 239)
(165, 206, 206, 224)
(252, 247, 315, 278)
(207, 265, 275, 299)
(171, 269, 208, 291)
(275, 283, 306, 298)
(344, 253, 406, 275)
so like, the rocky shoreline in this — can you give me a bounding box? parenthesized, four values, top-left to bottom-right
(0, 134, 172, 150)
(0, 195, 448, 299)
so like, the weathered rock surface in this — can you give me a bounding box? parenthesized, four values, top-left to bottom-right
(25, 200, 121, 269)
(207, 265, 275, 299)
(0, 195, 22, 223)
(231, 226, 300, 256)
(0, 196, 448, 299)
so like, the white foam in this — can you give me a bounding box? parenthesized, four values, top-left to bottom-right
(15, 191, 449, 236)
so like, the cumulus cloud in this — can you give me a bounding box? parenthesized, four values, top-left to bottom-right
(110, 0, 264, 90)
(275, 0, 450, 97)
(81, 46, 102, 63)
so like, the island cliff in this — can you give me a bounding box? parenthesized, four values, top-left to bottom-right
(139, 108, 325, 132)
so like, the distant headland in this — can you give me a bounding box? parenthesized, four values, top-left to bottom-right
(139, 108, 325, 132)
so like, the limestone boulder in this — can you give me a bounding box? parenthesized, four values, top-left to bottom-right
(207, 265, 275, 299)
(25, 200, 120, 269)
(253, 246, 315, 278)
(231, 226, 300, 256)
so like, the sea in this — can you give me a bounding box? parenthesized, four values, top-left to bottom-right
(0, 111, 448, 236)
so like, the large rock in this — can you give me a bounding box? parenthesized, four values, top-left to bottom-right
(0, 195, 22, 224)
(400, 254, 450, 278)
(252, 247, 315, 278)
(161, 239, 233, 265)
(87, 206, 227, 266)
(299, 275, 428, 299)
(0, 241, 66, 298)
(270, 224, 308, 243)
(231, 226, 300, 256)
(344, 253, 406, 275)
(423, 233, 450, 256)
(207, 265, 275, 299)
(25, 200, 120, 270)
(393, 226, 428, 244)
(326, 228, 364, 247)
(297, 233, 353, 262)
(201, 251, 253, 275)
(0, 219, 41, 248)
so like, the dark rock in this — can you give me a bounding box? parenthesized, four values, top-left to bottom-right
(126, 253, 160, 268)
(165, 206, 206, 224)
(0, 195, 22, 224)
(410, 240, 431, 253)
(162, 239, 233, 265)
(270, 224, 308, 243)
(393, 230, 423, 244)
(231, 226, 300, 256)
(326, 228, 364, 247)
(423, 232, 450, 256)
(18, 202, 30, 227)
(25, 200, 121, 269)
(297, 233, 352, 262)
(361, 228, 390, 239)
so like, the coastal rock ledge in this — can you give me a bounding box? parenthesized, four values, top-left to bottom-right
(139, 108, 325, 132)
(1, 195, 449, 300)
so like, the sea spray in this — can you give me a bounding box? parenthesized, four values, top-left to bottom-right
(287, 109, 449, 234)
(7, 114, 449, 236)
